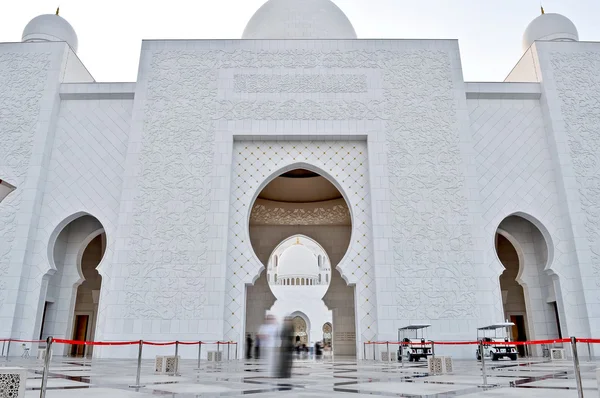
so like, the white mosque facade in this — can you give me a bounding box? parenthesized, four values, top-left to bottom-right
(1, 0, 600, 359)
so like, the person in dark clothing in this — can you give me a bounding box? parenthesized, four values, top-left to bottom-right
(278, 317, 294, 379)
(246, 334, 253, 359)
(315, 341, 323, 358)
(254, 334, 261, 360)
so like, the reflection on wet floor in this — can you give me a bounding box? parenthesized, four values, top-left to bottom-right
(1, 355, 597, 397)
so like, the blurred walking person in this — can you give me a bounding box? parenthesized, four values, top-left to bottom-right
(278, 317, 294, 378)
(258, 314, 279, 377)
(246, 334, 253, 359)
(314, 341, 323, 359)
(254, 334, 261, 359)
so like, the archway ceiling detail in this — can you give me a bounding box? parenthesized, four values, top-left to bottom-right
(258, 175, 342, 203)
(250, 198, 351, 225)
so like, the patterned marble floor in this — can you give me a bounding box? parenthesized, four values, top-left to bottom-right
(1, 354, 598, 397)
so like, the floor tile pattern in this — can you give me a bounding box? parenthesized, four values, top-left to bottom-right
(0, 355, 597, 397)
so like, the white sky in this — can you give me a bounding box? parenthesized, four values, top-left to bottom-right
(2, 0, 598, 82)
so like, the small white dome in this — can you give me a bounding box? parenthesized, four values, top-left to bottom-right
(278, 244, 319, 278)
(242, 0, 357, 39)
(22, 14, 78, 53)
(523, 13, 578, 52)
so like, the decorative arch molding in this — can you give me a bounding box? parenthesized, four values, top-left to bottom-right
(495, 228, 527, 287)
(73, 227, 106, 288)
(45, 211, 110, 278)
(245, 161, 355, 285)
(491, 211, 555, 276)
(494, 213, 563, 342)
(0, 179, 16, 203)
(225, 140, 377, 346)
(268, 234, 331, 268)
(289, 310, 311, 335)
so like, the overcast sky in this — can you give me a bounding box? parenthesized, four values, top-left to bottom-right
(1, 0, 598, 82)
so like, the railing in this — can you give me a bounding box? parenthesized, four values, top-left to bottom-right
(365, 337, 600, 398)
(1, 337, 237, 398)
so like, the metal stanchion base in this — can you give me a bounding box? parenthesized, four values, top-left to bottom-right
(129, 384, 146, 389)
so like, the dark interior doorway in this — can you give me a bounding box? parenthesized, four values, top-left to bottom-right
(70, 315, 89, 357)
(510, 315, 527, 357)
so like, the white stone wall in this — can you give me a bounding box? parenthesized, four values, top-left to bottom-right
(0, 42, 71, 340)
(19, 97, 132, 349)
(468, 95, 584, 337)
(369, 43, 488, 355)
(535, 42, 600, 337)
(94, 39, 485, 358)
(5, 37, 600, 359)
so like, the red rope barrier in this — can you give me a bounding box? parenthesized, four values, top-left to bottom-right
(143, 341, 177, 346)
(365, 338, 572, 346)
(53, 338, 139, 346)
(577, 338, 600, 344)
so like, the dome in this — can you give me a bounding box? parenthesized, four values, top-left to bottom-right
(278, 244, 319, 278)
(523, 13, 578, 52)
(22, 14, 79, 53)
(242, 0, 357, 39)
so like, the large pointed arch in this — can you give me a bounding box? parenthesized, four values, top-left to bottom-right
(494, 213, 562, 351)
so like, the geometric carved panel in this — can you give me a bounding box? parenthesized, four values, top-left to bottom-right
(0, 368, 26, 398)
(224, 140, 377, 347)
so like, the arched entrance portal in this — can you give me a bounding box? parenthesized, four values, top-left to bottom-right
(40, 214, 106, 357)
(495, 215, 561, 355)
(246, 168, 356, 356)
(323, 322, 333, 347)
(292, 316, 308, 345)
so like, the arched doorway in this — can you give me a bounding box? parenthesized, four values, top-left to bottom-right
(40, 214, 106, 357)
(245, 168, 356, 356)
(292, 316, 308, 346)
(323, 322, 333, 347)
(262, 235, 332, 345)
(495, 215, 561, 355)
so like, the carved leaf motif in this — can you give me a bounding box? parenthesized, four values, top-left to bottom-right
(250, 203, 350, 225)
(0, 53, 51, 312)
(551, 52, 600, 289)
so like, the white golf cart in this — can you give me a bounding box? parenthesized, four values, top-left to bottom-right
(397, 324, 432, 362)
(476, 322, 518, 361)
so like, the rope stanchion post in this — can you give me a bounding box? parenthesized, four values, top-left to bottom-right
(129, 340, 144, 388)
(363, 342, 366, 360)
(174, 341, 180, 375)
(431, 341, 435, 359)
(39, 336, 52, 398)
(235, 342, 238, 360)
(5, 339, 10, 360)
(1, 340, 5, 357)
(386, 342, 390, 363)
(479, 340, 487, 387)
(587, 341, 592, 362)
(570, 337, 584, 398)
(227, 342, 230, 361)
(197, 341, 202, 369)
(401, 344, 404, 368)
(373, 341, 376, 361)
(217, 341, 221, 362)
